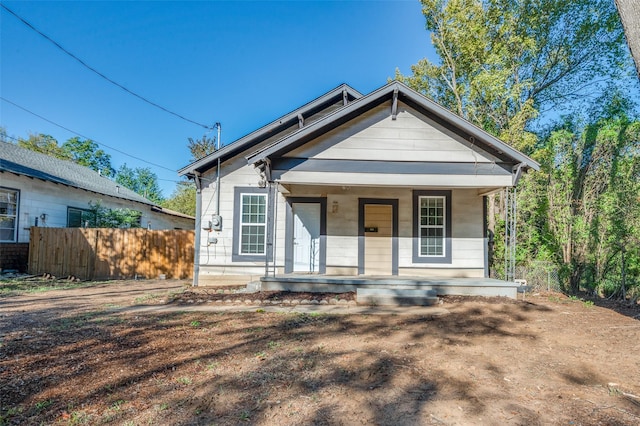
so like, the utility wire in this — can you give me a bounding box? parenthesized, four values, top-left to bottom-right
(4, 130, 185, 185)
(1, 4, 213, 130)
(4, 127, 186, 182)
(1, 96, 178, 173)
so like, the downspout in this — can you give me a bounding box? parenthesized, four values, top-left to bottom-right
(215, 123, 221, 216)
(192, 171, 202, 287)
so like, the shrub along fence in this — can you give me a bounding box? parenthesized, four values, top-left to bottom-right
(28, 227, 194, 280)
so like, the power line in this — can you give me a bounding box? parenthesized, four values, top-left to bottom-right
(1, 3, 213, 130)
(3, 128, 185, 184)
(1, 96, 178, 173)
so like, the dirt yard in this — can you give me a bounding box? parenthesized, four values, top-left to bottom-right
(1, 278, 639, 425)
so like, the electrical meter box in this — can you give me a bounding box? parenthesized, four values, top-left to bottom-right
(211, 215, 222, 231)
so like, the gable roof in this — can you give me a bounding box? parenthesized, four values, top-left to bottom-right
(1, 141, 154, 206)
(178, 83, 363, 176)
(246, 81, 540, 171)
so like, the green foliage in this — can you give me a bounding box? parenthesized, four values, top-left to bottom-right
(187, 134, 216, 162)
(62, 137, 115, 177)
(162, 133, 216, 216)
(397, 0, 628, 151)
(517, 94, 640, 294)
(18, 133, 71, 160)
(401, 0, 639, 297)
(84, 200, 142, 228)
(0, 126, 9, 142)
(115, 164, 164, 204)
(15, 134, 115, 177)
(161, 181, 196, 216)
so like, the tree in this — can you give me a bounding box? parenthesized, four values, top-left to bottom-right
(62, 137, 115, 177)
(115, 164, 164, 204)
(161, 181, 196, 216)
(162, 134, 217, 216)
(84, 200, 142, 228)
(396, 0, 628, 151)
(18, 134, 71, 160)
(187, 134, 216, 162)
(516, 93, 640, 294)
(397, 0, 638, 294)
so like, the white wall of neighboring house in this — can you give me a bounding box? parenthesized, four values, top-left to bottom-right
(2, 173, 193, 243)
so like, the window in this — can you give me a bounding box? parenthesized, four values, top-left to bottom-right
(413, 190, 451, 263)
(0, 188, 19, 242)
(232, 187, 268, 261)
(67, 207, 92, 228)
(419, 196, 445, 256)
(240, 194, 267, 254)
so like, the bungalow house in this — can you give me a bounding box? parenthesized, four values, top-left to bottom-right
(178, 81, 539, 298)
(1, 141, 194, 271)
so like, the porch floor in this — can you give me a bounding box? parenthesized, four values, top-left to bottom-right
(260, 275, 519, 299)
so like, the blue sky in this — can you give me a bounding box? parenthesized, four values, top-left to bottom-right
(1, 1, 435, 195)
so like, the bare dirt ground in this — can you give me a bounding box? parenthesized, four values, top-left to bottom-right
(1, 278, 639, 425)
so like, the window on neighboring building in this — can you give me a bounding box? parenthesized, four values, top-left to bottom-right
(67, 207, 93, 228)
(232, 187, 268, 261)
(0, 188, 19, 242)
(413, 190, 451, 263)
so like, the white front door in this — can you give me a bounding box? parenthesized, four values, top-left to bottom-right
(293, 203, 321, 273)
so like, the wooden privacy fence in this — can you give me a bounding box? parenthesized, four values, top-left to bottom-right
(28, 227, 194, 280)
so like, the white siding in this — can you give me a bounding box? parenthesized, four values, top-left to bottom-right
(195, 158, 280, 276)
(198, 168, 487, 280)
(2, 173, 193, 243)
(195, 101, 497, 282)
(287, 103, 502, 163)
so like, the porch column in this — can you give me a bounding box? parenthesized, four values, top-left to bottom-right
(504, 186, 517, 282)
(264, 181, 277, 277)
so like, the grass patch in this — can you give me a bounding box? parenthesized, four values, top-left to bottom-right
(177, 377, 192, 385)
(0, 278, 111, 297)
(133, 292, 162, 304)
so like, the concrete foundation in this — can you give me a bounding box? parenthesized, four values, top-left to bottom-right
(261, 275, 519, 299)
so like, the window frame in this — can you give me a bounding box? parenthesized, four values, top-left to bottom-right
(412, 190, 452, 264)
(67, 206, 93, 228)
(0, 187, 20, 242)
(232, 187, 268, 262)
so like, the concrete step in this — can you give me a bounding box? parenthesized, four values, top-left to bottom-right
(356, 288, 439, 306)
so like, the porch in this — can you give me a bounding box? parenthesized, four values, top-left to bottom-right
(260, 275, 519, 299)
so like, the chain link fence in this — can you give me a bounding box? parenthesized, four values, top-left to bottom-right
(515, 261, 562, 292)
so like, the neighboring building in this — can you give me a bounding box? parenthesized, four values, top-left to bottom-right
(1, 141, 194, 271)
(179, 82, 539, 294)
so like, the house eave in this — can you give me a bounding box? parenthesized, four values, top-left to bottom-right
(0, 168, 157, 207)
(245, 81, 540, 172)
(178, 83, 363, 177)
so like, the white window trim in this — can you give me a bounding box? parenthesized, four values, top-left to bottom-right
(418, 195, 446, 258)
(0, 187, 19, 242)
(238, 192, 267, 256)
(412, 189, 451, 264)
